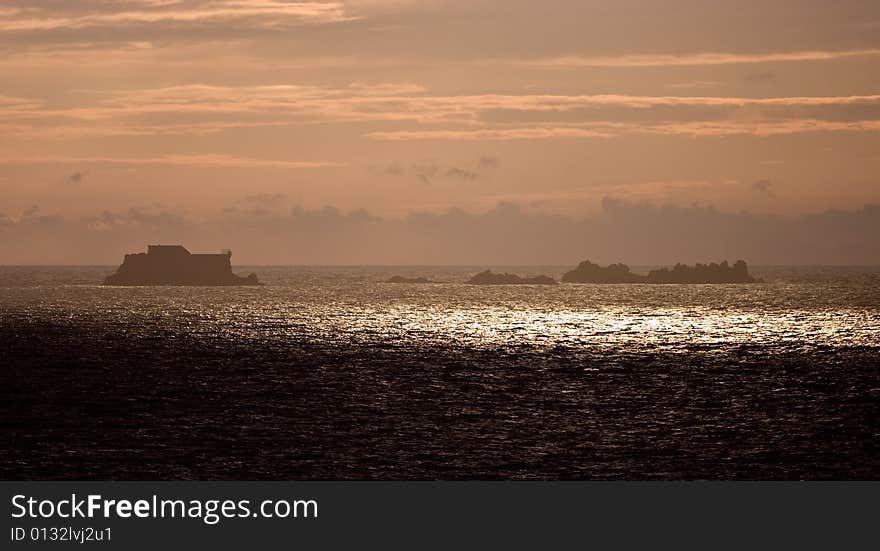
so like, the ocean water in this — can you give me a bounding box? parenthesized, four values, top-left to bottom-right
(1, 265, 878, 479)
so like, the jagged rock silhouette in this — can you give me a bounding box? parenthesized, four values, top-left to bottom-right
(562, 260, 759, 283)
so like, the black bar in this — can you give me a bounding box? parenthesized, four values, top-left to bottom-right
(1, 482, 876, 549)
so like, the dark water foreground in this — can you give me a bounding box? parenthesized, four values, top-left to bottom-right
(1, 266, 879, 479)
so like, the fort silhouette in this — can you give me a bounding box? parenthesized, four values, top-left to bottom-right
(103, 245, 260, 286)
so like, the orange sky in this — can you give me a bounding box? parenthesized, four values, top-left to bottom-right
(1, 1, 879, 263)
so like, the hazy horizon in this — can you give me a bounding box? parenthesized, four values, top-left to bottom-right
(2, 198, 878, 265)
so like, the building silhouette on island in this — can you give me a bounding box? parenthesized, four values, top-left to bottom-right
(103, 245, 260, 286)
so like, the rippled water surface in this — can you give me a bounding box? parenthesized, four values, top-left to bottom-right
(2, 266, 879, 479)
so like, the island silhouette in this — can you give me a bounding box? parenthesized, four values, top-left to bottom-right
(562, 260, 760, 284)
(103, 245, 261, 286)
(467, 270, 558, 285)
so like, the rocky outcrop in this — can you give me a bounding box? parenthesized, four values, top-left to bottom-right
(466, 270, 557, 285)
(562, 260, 759, 284)
(104, 245, 261, 286)
(561, 261, 644, 283)
(645, 260, 758, 283)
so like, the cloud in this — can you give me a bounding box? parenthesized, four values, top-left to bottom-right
(6, 84, 880, 141)
(411, 161, 438, 184)
(369, 127, 613, 141)
(478, 156, 499, 169)
(752, 179, 773, 193)
(224, 193, 288, 216)
(368, 162, 404, 177)
(744, 71, 777, 84)
(3, 200, 879, 265)
(0, 154, 344, 169)
(445, 168, 478, 181)
(0, 1, 355, 32)
(372, 157, 495, 183)
(5, 204, 64, 229)
(76, 88, 880, 110)
(367, 119, 880, 141)
(88, 205, 189, 231)
(384, 162, 403, 176)
(664, 80, 720, 90)
(243, 192, 286, 205)
(4, 69, 880, 148)
(520, 49, 880, 68)
(0, 94, 41, 109)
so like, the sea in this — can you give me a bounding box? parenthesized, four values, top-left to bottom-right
(1, 265, 878, 479)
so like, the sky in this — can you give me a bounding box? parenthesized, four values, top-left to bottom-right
(1, 0, 879, 264)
